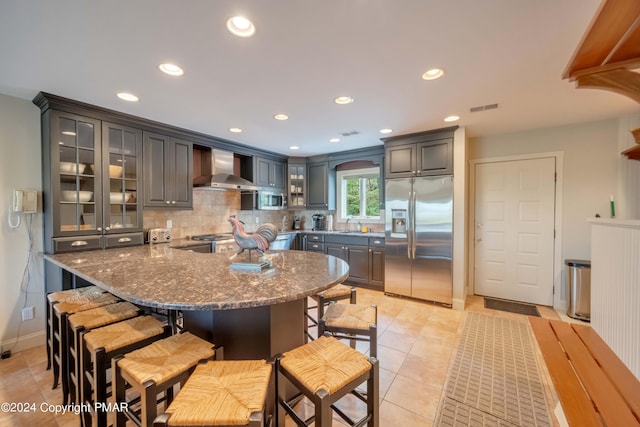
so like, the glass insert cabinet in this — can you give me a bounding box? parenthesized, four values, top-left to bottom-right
(44, 108, 143, 252)
(288, 162, 306, 209)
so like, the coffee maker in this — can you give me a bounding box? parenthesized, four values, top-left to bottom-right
(311, 214, 325, 231)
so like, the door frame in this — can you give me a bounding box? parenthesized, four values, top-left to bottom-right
(468, 152, 564, 308)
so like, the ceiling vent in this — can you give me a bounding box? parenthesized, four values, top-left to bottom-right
(470, 103, 499, 113)
(340, 130, 360, 137)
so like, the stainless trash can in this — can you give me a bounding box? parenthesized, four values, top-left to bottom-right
(566, 259, 591, 321)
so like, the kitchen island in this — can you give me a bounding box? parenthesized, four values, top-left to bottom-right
(45, 246, 349, 359)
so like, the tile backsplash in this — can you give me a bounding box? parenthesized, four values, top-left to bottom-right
(143, 189, 337, 239)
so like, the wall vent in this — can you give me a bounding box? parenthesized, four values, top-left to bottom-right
(470, 103, 499, 112)
(340, 130, 360, 137)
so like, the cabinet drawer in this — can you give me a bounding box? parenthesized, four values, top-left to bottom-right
(53, 236, 102, 253)
(306, 242, 324, 252)
(105, 232, 144, 249)
(307, 234, 324, 242)
(325, 235, 368, 246)
(369, 237, 385, 247)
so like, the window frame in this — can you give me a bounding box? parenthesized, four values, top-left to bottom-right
(336, 166, 382, 224)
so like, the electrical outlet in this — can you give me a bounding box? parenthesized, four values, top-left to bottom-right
(255, 217, 259, 224)
(21, 306, 34, 321)
(166, 219, 172, 228)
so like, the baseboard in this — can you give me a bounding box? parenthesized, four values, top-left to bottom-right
(1, 330, 46, 354)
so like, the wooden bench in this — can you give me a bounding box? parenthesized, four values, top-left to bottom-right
(529, 317, 640, 427)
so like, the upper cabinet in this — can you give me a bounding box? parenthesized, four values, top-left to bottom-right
(254, 156, 285, 190)
(288, 158, 306, 209)
(307, 161, 336, 210)
(143, 131, 193, 209)
(383, 126, 457, 179)
(37, 98, 144, 253)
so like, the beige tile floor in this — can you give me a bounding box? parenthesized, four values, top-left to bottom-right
(0, 290, 562, 427)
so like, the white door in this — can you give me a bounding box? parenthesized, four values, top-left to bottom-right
(474, 157, 555, 305)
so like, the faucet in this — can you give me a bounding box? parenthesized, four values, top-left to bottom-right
(345, 218, 351, 232)
(357, 221, 362, 232)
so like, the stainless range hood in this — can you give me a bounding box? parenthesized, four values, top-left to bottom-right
(193, 149, 258, 191)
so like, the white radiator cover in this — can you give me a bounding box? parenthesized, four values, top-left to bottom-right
(590, 219, 640, 379)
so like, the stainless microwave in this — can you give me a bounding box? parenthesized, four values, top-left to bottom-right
(256, 191, 287, 210)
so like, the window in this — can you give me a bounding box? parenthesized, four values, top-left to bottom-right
(336, 167, 381, 222)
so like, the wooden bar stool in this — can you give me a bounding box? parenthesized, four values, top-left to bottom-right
(80, 315, 170, 427)
(46, 286, 106, 375)
(305, 284, 356, 342)
(275, 335, 379, 427)
(67, 301, 143, 406)
(52, 291, 120, 404)
(113, 332, 217, 427)
(153, 360, 272, 427)
(318, 303, 378, 358)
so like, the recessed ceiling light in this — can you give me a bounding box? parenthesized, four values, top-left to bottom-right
(289, 145, 299, 150)
(379, 128, 393, 134)
(444, 115, 460, 122)
(229, 127, 242, 133)
(117, 92, 139, 102)
(273, 114, 289, 121)
(334, 96, 354, 105)
(158, 63, 184, 76)
(329, 138, 340, 143)
(227, 16, 256, 37)
(422, 68, 444, 80)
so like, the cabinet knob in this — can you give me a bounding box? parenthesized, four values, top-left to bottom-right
(166, 201, 171, 205)
(105, 226, 111, 231)
(171, 200, 176, 204)
(97, 227, 102, 232)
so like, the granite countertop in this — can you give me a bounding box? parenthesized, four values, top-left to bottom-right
(44, 246, 349, 311)
(289, 230, 385, 238)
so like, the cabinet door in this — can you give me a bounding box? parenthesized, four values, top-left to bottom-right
(103, 122, 142, 232)
(169, 138, 193, 208)
(346, 245, 369, 284)
(385, 144, 415, 178)
(52, 111, 102, 237)
(272, 161, 286, 189)
(288, 163, 306, 209)
(143, 132, 193, 208)
(416, 138, 453, 175)
(255, 157, 272, 187)
(369, 247, 385, 289)
(325, 243, 346, 261)
(307, 162, 328, 209)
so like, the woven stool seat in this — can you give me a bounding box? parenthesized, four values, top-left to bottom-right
(84, 315, 165, 353)
(158, 360, 272, 426)
(53, 292, 119, 315)
(118, 332, 216, 385)
(113, 332, 217, 426)
(48, 285, 106, 303)
(276, 336, 378, 427)
(68, 301, 140, 330)
(316, 284, 353, 300)
(281, 336, 371, 395)
(322, 304, 376, 332)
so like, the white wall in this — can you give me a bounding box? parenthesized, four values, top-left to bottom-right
(468, 118, 626, 305)
(0, 93, 45, 353)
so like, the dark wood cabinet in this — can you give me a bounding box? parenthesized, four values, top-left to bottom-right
(36, 99, 144, 254)
(321, 234, 384, 289)
(143, 131, 193, 209)
(255, 156, 285, 190)
(307, 161, 335, 210)
(288, 158, 306, 209)
(383, 127, 457, 179)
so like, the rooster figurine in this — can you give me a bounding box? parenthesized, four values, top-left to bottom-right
(228, 216, 278, 256)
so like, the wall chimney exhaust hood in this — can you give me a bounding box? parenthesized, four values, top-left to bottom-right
(193, 149, 258, 191)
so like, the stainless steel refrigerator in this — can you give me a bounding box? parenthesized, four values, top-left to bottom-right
(385, 176, 453, 305)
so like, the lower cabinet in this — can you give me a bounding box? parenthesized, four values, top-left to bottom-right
(316, 234, 384, 290)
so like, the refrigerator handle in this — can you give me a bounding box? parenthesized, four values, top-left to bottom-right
(411, 191, 417, 259)
(407, 191, 412, 259)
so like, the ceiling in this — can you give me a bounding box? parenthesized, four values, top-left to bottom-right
(1, 0, 638, 156)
